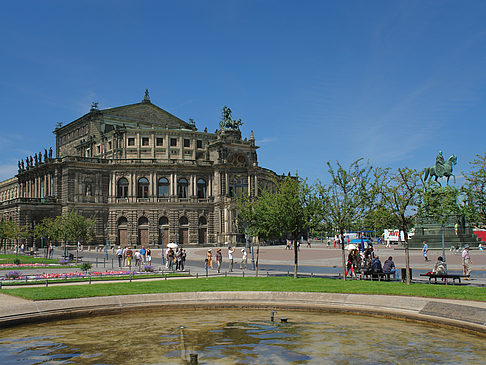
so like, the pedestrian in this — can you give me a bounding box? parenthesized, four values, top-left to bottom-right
(168, 248, 175, 270)
(228, 246, 234, 272)
(422, 241, 429, 262)
(116, 246, 123, 267)
(180, 249, 186, 271)
(48, 243, 54, 259)
(134, 250, 141, 267)
(176, 248, 183, 271)
(306, 240, 311, 248)
(206, 249, 213, 269)
(165, 247, 170, 269)
(122, 246, 128, 266)
(462, 245, 472, 279)
(327, 238, 330, 247)
(216, 248, 222, 273)
(146, 247, 152, 265)
(240, 248, 247, 269)
(139, 246, 146, 264)
(126, 247, 133, 268)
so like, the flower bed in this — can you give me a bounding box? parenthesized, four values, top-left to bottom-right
(0, 263, 50, 269)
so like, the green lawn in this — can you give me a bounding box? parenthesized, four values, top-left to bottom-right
(0, 254, 59, 265)
(2, 277, 485, 301)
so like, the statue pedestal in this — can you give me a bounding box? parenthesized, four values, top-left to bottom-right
(408, 216, 478, 249)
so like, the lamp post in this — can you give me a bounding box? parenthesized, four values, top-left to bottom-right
(246, 233, 255, 270)
(104, 224, 109, 261)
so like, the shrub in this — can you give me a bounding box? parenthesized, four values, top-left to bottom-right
(81, 262, 92, 272)
(5, 271, 22, 279)
(144, 265, 154, 272)
(13, 258, 21, 265)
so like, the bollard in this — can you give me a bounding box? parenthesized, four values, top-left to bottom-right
(267, 271, 269, 277)
(242, 271, 245, 278)
(165, 273, 167, 280)
(103, 258, 106, 268)
(189, 354, 198, 365)
(205, 266, 208, 278)
(45, 279, 48, 287)
(196, 273, 199, 279)
(311, 272, 314, 277)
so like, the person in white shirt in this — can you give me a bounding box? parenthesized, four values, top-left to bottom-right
(228, 246, 234, 272)
(240, 248, 248, 269)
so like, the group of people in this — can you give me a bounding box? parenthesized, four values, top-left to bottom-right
(205, 247, 248, 273)
(346, 246, 399, 279)
(116, 246, 152, 268)
(165, 247, 187, 271)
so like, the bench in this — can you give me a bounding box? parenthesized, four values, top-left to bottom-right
(420, 273, 470, 285)
(360, 271, 395, 281)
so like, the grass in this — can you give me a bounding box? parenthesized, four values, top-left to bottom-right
(2, 277, 485, 302)
(0, 254, 60, 265)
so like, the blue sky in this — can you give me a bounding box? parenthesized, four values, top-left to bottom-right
(1, 0, 485, 184)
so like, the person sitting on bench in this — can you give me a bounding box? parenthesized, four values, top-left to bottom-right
(370, 256, 383, 274)
(432, 256, 447, 275)
(383, 256, 399, 279)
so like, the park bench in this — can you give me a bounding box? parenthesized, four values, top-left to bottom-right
(420, 273, 470, 285)
(360, 270, 395, 281)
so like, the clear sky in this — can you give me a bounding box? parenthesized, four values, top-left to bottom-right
(1, 0, 485, 184)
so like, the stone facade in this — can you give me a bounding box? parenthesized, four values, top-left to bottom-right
(0, 95, 278, 247)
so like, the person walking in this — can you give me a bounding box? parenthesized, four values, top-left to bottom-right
(228, 246, 234, 272)
(462, 245, 472, 279)
(206, 249, 213, 269)
(240, 248, 247, 269)
(139, 246, 146, 264)
(216, 248, 223, 273)
(146, 247, 152, 266)
(116, 246, 123, 267)
(422, 241, 429, 262)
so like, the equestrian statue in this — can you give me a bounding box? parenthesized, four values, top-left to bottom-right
(423, 151, 457, 185)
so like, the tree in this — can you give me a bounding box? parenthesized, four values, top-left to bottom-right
(317, 160, 373, 280)
(463, 153, 486, 227)
(381, 167, 421, 285)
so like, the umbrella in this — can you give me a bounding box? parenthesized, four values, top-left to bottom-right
(167, 243, 178, 249)
(345, 244, 358, 251)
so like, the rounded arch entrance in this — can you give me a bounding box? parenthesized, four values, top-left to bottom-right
(117, 217, 128, 246)
(198, 216, 207, 244)
(137, 216, 149, 246)
(179, 216, 189, 245)
(158, 216, 169, 246)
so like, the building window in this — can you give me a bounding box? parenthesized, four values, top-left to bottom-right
(229, 176, 248, 197)
(108, 141, 112, 150)
(177, 178, 188, 198)
(141, 137, 149, 146)
(197, 140, 203, 149)
(184, 139, 190, 147)
(117, 178, 129, 198)
(97, 145, 101, 154)
(170, 138, 177, 147)
(156, 137, 163, 146)
(158, 177, 170, 197)
(197, 178, 207, 198)
(127, 138, 135, 146)
(137, 177, 149, 198)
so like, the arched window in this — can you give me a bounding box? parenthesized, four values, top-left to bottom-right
(117, 178, 129, 198)
(117, 216, 128, 226)
(198, 216, 207, 226)
(197, 178, 207, 199)
(137, 177, 149, 198)
(229, 176, 248, 197)
(159, 216, 169, 226)
(138, 216, 149, 226)
(178, 178, 188, 198)
(158, 177, 170, 197)
(179, 216, 189, 225)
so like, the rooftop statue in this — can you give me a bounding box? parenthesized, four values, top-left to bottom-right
(219, 106, 243, 130)
(424, 151, 457, 185)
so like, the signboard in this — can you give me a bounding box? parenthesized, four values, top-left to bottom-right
(384, 229, 405, 242)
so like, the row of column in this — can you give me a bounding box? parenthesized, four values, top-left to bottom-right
(21, 173, 55, 199)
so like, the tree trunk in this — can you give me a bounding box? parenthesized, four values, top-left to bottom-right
(255, 240, 260, 277)
(341, 231, 347, 281)
(294, 238, 299, 278)
(403, 228, 411, 285)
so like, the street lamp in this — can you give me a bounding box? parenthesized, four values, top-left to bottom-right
(246, 233, 255, 270)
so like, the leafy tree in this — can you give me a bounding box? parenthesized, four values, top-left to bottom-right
(462, 153, 486, 227)
(317, 159, 373, 280)
(381, 167, 421, 285)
